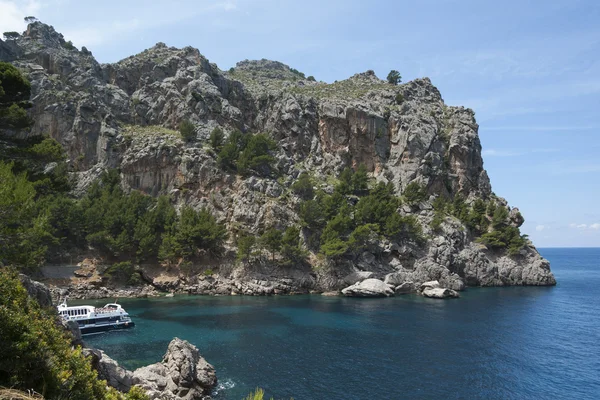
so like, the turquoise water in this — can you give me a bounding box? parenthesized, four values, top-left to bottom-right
(83, 248, 600, 399)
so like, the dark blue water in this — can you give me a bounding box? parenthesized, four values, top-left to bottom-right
(83, 248, 600, 399)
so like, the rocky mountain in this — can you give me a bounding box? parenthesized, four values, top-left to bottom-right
(0, 21, 555, 294)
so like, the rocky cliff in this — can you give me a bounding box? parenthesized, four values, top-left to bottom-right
(0, 21, 555, 293)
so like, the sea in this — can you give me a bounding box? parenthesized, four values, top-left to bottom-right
(82, 248, 600, 399)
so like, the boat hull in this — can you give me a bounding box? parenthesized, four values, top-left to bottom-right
(79, 321, 136, 335)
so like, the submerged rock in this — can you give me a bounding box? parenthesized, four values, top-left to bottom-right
(422, 287, 460, 299)
(342, 279, 394, 297)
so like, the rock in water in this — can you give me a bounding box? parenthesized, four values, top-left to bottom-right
(133, 338, 217, 399)
(84, 348, 134, 392)
(395, 282, 416, 294)
(422, 287, 460, 299)
(342, 279, 394, 297)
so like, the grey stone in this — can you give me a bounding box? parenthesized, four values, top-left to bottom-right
(342, 279, 394, 297)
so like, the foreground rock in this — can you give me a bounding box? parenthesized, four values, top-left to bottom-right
(342, 279, 394, 297)
(19, 274, 53, 307)
(422, 287, 460, 299)
(133, 338, 217, 400)
(85, 348, 134, 392)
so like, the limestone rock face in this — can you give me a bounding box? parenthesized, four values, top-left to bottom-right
(342, 278, 394, 297)
(132, 338, 217, 400)
(1, 21, 556, 291)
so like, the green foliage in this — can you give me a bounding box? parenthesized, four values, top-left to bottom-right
(179, 119, 196, 141)
(0, 269, 106, 399)
(24, 16, 38, 23)
(218, 129, 247, 171)
(306, 75, 316, 82)
(236, 232, 256, 264)
(492, 206, 509, 229)
(403, 182, 427, 205)
(291, 172, 314, 200)
(320, 238, 348, 259)
(260, 227, 283, 261)
(62, 40, 76, 50)
(0, 62, 32, 129)
(354, 182, 399, 229)
(217, 131, 277, 176)
(238, 133, 277, 176)
(104, 261, 141, 286)
(348, 223, 379, 254)
(281, 225, 306, 263)
(29, 137, 66, 161)
(336, 167, 353, 194)
(298, 198, 326, 229)
(352, 164, 369, 194)
(0, 103, 31, 128)
(385, 214, 423, 243)
(387, 70, 401, 85)
(0, 162, 51, 269)
(209, 127, 224, 151)
(395, 93, 404, 104)
(2, 32, 20, 40)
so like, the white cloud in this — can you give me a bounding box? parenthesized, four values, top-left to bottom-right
(535, 225, 547, 232)
(0, 0, 40, 34)
(569, 223, 600, 230)
(482, 148, 560, 157)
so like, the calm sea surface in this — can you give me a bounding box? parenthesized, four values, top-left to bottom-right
(83, 248, 600, 399)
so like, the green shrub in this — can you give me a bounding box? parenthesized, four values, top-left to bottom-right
(29, 137, 66, 161)
(62, 40, 76, 50)
(179, 120, 196, 141)
(237, 133, 276, 176)
(387, 70, 401, 85)
(0, 103, 31, 129)
(104, 261, 141, 285)
(395, 93, 404, 104)
(306, 75, 316, 82)
(403, 182, 427, 205)
(260, 227, 283, 261)
(237, 232, 256, 264)
(291, 172, 314, 200)
(281, 225, 306, 263)
(209, 127, 224, 151)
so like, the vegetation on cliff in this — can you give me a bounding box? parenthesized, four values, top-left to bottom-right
(0, 269, 148, 400)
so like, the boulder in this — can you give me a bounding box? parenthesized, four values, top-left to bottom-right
(342, 271, 374, 286)
(133, 338, 217, 399)
(419, 280, 440, 291)
(422, 287, 460, 299)
(341, 279, 394, 297)
(62, 319, 84, 347)
(394, 281, 415, 294)
(84, 348, 134, 392)
(19, 274, 53, 307)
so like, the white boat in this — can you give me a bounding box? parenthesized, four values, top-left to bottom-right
(57, 298, 135, 335)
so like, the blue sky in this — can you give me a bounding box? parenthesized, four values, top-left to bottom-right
(2, 0, 599, 247)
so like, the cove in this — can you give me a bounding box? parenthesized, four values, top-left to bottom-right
(82, 248, 600, 400)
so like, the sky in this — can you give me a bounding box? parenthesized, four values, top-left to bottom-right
(1, 0, 599, 247)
